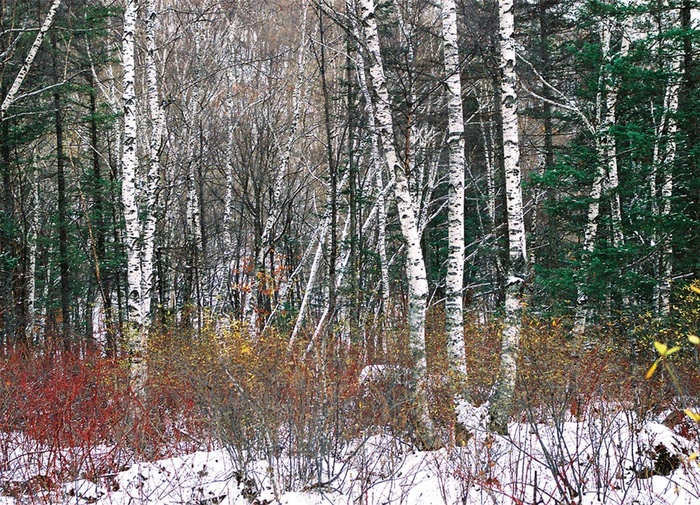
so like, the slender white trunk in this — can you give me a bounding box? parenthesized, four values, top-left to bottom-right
(184, 29, 204, 336)
(650, 124, 662, 314)
(221, 86, 237, 315)
(223, 89, 235, 255)
(480, 90, 497, 228)
(601, 22, 629, 249)
(288, 218, 329, 350)
(441, 0, 466, 383)
(353, 31, 390, 313)
(243, 3, 308, 331)
(121, 0, 146, 395)
(1, 0, 63, 118)
(573, 16, 626, 336)
(417, 145, 440, 235)
(141, 0, 163, 325)
(659, 53, 681, 316)
(307, 210, 353, 352)
(359, 0, 436, 447)
(394, 5, 420, 220)
(479, 86, 504, 313)
(488, 0, 528, 435)
(26, 170, 38, 342)
(376, 161, 391, 313)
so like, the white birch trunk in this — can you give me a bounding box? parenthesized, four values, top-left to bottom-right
(141, 0, 163, 325)
(478, 86, 504, 313)
(1, 0, 63, 118)
(26, 170, 38, 343)
(121, 0, 146, 395)
(352, 31, 390, 314)
(441, 0, 467, 383)
(394, 5, 420, 220)
(223, 89, 235, 255)
(184, 28, 206, 334)
(359, 0, 436, 447)
(220, 86, 237, 315)
(488, 0, 528, 435)
(307, 210, 353, 353)
(658, 52, 681, 316)
(572, 17, 625, 336)
(602, 22, 629, 250)
(186, 145, 203, 327)
(480, 93, 497, 228)
(376, 158, 391, 315)
(288, 218, 329, 350)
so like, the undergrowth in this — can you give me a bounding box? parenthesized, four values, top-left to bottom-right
(0, 305, 699, 502)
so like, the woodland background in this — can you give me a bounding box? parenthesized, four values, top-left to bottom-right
(0, 0, 700, 495)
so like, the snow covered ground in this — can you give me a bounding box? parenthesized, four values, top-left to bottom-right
(2, 401, 700, 504)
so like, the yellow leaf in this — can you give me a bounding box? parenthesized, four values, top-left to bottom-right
(666, 346, 681, 357)
(684, 409, 700, 423)
(689, 452, 699, 461)
(645, 360, 659, 379)
(691, 285, 700, 295)
(690, 335, 700, 345)
(653, 341, 668, 356)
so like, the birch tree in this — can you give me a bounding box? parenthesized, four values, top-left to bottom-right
(440, 0, 467, 393)
(359, 0, 436, 447)
(121, 0, 147, 394)
(572, 9, 630, 336)
(656, 62, 679, 317)
(142, 0, 165, 329)
(488, 0, 528, 435)
(651, 9, 682, 317)
(121, 0, 162, 395)
(346, 0, 390, 326)
(0, 0, 63, 119)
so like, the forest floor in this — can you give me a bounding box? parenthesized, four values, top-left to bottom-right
(2, 400, 700, 504)
(3, 316, 700, 504)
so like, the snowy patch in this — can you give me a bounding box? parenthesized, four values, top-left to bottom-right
(3, 408, 700, 504)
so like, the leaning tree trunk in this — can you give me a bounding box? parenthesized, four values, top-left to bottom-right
(488, 0, 528, 435)
(359, 0, 436, 448)
(440, 0, 467, 396)
(1, 0, 63, 118)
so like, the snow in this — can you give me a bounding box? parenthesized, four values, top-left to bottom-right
(2, 402, 700, 504)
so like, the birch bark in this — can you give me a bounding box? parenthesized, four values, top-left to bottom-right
(121, 0, 146, 395)
(142, 0, 164, 326)
(185, 30, 204, 335)
(600, 21, 629, 250)
(0, 0, 63, 118)
(351, 21, 390, 315)
(440, 0, 467, 384)
(26, 170, 38, 343)
(658, 50, 681, 316)
(572, 16, 628, 336)
(488, 0, 528, 435)
(359, 0, 436, 447)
